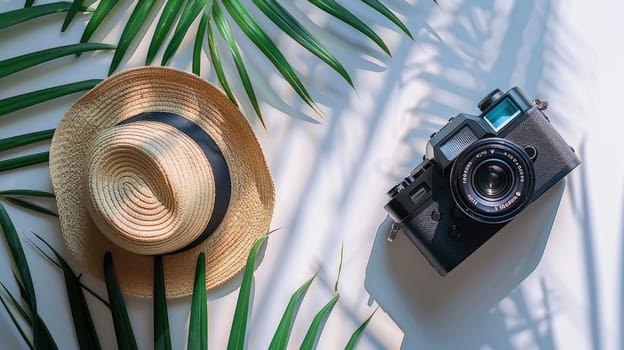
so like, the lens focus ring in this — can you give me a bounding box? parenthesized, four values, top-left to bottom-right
(450, 138, 535, 224)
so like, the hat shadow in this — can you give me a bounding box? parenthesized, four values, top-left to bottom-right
(364, 180, 566, 349)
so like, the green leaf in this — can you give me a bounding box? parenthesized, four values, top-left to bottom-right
(0, 203, 36, 310)
(344, 308, 378, 350)
(213, 4, 264, 127)
(187, 252, 207, 350)
(25, 1, 35, 7)
(62, 0, 85, 31)
(335, 243, 343, 292)
(252, 0, 353, 87)
(361, 0, 413, 39)
(103, 252, 138, 350)
(0, 79, 101, 117)
(192, 9, 209, 75)
(1, 197, 58, 217)
(81, 0, 119, 43)
(0, 2, 73, 30)
(0, 189, 55, 198)
(309, 0, 390, 55)
(0, 43, 115, 79)
(0, 286, 34, 350)
(0, 152, 49, 173)
(206, 19, 238, 106)
(146, 0, 185, 65)
(268, 275, 315, 350)
(299, 295, 339, 350)
(109, 0, 158, 75)
(161, 0, 211, 66)
(0, 283, 32, 322)
(154, 256, 172, 350)
(32, 234, 101, 350)
(0, 129, 55, 153)
(221, 0, 320, 114)
(227, 235, 267, 350)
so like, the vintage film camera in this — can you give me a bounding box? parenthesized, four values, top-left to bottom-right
(385, 88, 580, 275)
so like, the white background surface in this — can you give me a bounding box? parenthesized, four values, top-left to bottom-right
(0, 0, 623, 349)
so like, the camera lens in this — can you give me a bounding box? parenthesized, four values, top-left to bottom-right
(450, 138, 535, 224)
(473, 160, 513, 199)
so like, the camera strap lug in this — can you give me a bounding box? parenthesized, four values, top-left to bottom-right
(387, 222, 400, 242)
(533, 98, 549, 111)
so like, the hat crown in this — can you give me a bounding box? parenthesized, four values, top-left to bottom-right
(85, 121, 216, 255)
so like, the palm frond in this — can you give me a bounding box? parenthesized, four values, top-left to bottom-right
(108, 0, 157, 75)
(193, 9, 210, 75)
(161, 0, 211, 66)
(0, 2, 75, 30)
(0, 152, 49, 173)
(154, 256, 172, 350)
(0, 129, 55, 153)
(103, 253, 138, 350)
(362, 0, 413, 40)
(252, 0, 353, 87)
(206, 16, 238, 106)
(310, 0, 391, 55)
(0, 43, 114, 79)
(220, 0, 320, 114)
(80, 0, 119, 43)
(1, 197, 57, 217)
(0, 80, 101, 118)
(228, 235, 267, 350)
(299, 295, 339, 350)
(147, 0, 185, 65)
(31, 234, 101, 350)
(213, 3, 264, 127)
(344, 308, 378, 350)
(0, 189, 55, 198)
(268, 274, 315, 350)
(187, 253, 207, 350)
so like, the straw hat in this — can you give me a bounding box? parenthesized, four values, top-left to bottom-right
(49, 67, 275, 298)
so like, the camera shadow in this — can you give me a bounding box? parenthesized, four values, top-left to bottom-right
(365, 180, 565, 349)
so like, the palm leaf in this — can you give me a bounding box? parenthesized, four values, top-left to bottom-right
(193, 9, 209, 76)
(0, 286, 34, 350)
(103, 252, 138, 350)
(187, 252, 207, 350)
(227, 235, 267, 350)
(213, 3, 264, 126)
(252, 0, 353, 87)
(61, 0, 85, 31)
(0, 43, 114, 79)
(161, 0, 211, 66)
(361, 0, 413, 39)
(309, 0, 390, 55)
(146, 0, 185, 65)
(25, 1, 35, 7)
(0, 2, 74, 30)
(109, 0, 157, 75)
(0, 189, 55, 198)
(154, 255, 172, 350)
(206, 18, 238, 106)
(344, 308, 378, 350)
(80, 0, 119, 43)
(1, 197, 57, 217)
(0, 203, 36, 309)
(268, 275, 315, 350)
(0, 79, 101, 118)
(299, 294, 339, 350)
(0, 152, 49, 173)
(31, 234, 101, 350)
(335, 243, 343, 292)
(0, 129, 55, 153)
(220, 0, 320, 114)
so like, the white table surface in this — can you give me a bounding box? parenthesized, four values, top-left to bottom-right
(0, 0, 623, 349)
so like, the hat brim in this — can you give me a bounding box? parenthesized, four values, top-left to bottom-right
(49, 67, 275, 298)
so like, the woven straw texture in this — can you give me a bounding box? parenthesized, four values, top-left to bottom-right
(49, 67, 275, 298)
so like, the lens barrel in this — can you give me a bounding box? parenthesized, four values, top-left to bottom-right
(450, 138, 535, 223)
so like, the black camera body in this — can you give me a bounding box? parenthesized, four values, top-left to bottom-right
(385, 87, 580, 275)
